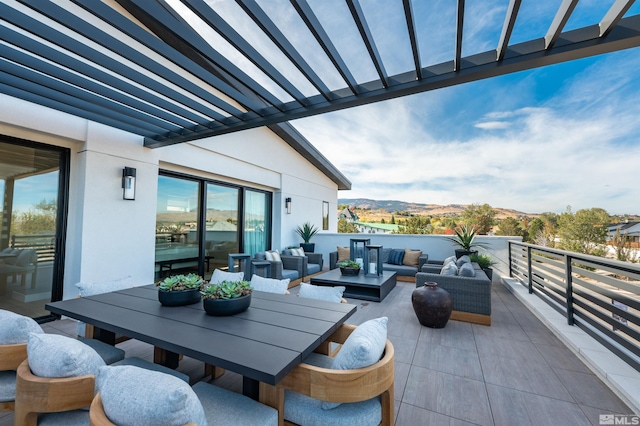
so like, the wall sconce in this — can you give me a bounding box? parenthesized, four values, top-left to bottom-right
(285, 197, 292, 214)
(122, 167, 136, 200)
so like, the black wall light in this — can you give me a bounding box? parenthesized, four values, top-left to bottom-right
(122, 167, 136, 200)
(285, 197, 292, 214)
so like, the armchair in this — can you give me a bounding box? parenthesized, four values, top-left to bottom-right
(254, 251, 305, 288)
(282, 249, 323, 279)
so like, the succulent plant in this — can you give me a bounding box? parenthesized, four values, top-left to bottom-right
(156, 273, 204, 292)
(338, 260, 361, 269)
(201, 280, 252, 300)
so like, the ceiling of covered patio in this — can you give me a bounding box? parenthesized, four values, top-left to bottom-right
(1, 0, 639, 148)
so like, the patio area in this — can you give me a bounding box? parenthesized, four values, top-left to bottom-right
(1, 277, 636, 426)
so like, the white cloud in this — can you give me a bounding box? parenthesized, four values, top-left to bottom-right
(474, 121, 510, 130)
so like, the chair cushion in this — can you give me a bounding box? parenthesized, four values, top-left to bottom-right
(290, 247, 305, 256)
(456, 255, 471, 268)
(250, 274, 290, 294)
(75, 276, 133, 297)
(37, 410, 89, 425)
(388, 249, 404, 265)
(112, 357, 189, 383)
(337, 246, 350, 262)
(403, 249, 422, 267)
(254, 251, 267, 261)
(307, 263, 322, 275)
(27, 333, 105, 378)
(211, 269, 244, 284)
(281, 269, 299, 281)
(77, 337, 125, 365)
(458, 262, 476, 277)
(299, 283, 345, 303)
(324, 317, 387, 409)
(0, 370, 16, 402)
(441, 262, 458, 276)
(285, 390, 381, 426)
(265, 250, 281, 262)
(0, 309, 44, 344)
(193, 381, 278, 426)
(96, 365, 207, 426)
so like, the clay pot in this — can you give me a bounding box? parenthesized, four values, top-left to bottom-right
(411, 282, 452, 328)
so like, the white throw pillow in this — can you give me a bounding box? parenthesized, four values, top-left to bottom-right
(27, 333, 105, 378)
(210, 269, 244, 284)
(443, 255, 456, 266)
(291, 248, 305, 256)
(441, 262, 458, 276)
(0, 310, 43, 344)
(250, 274, 290, 294)
(299, 283, 345, 303)
(97, 365, 207, 426)
(75, 276, 133, 297)
(265, 250, 281, 262)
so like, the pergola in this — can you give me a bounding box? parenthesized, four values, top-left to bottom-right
(2, 0, 639, 148)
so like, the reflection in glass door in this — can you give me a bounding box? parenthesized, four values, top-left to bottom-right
(204, 184, 239, 279)
(0, 138, 68, 319)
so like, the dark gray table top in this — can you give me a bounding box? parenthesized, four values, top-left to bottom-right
(311, 269, 397, 287)
(46, 285, 356, 385)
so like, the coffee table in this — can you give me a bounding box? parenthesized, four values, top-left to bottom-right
(310, 269, 397, 302)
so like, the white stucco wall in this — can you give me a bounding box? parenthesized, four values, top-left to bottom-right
(0, 94, 339, 299)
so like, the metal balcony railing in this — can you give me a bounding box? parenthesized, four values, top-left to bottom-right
(509, 241, 640, 372)
(9, 234, 55, 262)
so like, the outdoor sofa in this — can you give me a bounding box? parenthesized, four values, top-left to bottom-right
(329, 247, 428, 282)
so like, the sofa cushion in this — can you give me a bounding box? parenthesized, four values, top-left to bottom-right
(382, 264, 417, 276)
(388, 249, 404, 265)
(443, 255, 456, 266)
(458, 262, 475, 277)
(456, 255, 471, 268)
(97, 365, 207, 426)
(254, 251, 267, 261)
(299, 283, 345, 303)
(380, 248, 391, 263)
(441, 262, 458, 276)
(0, 309, 44, 344)
(337, 246, 350, 262)
(403, 249, 422, 267)
(27, 333, 105, 378)
(211, 269, 244, 284)
(250, 274, 290, 294)
(265, 250, 281, 262)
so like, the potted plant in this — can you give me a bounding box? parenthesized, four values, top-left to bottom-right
(201, 280, 252, 316)
(156, 273, 204, 306)
(338, 259, 361, 276)
(446, 224, 488, 259)
(469, 253, 496, 281)
(295, 222, 319, 253)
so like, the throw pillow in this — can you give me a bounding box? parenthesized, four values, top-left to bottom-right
(254, 252, 267, 261)
(265, 250, 281, 262)
(380, 248, 391, 263)
(97, 365, 207, 426)
(291, 247, 305, 256)
(323, 317, 388, 409)
(388, 249, 404, 265)
(75, 276, 133, 297)
(443, 255, 457, 266)
(299, 283, 345, 303)
(403, 249, 422, 267)
(337, 246, 350, 262)
(27, 333, 105, 378)
(458, 262, 475, 277)
(250, 274, 290, 294)
(456, 255, 471, 268)
(210, 269, 244, 284)
(0, 310, 44, 344)
(441, 262, 458, 276)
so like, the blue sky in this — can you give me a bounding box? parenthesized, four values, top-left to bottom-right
(287, 2, 640, 215)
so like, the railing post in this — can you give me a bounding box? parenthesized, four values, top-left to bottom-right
(508, 241, 513, 278)
(527, 246, 533, 294)
(565, 255, 574, 325)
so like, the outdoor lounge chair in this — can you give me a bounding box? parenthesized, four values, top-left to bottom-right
(282, 249, 324, 280)
(254, 251, 305, 288)
(0, 249, 38, 288)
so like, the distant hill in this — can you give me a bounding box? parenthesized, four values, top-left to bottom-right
(338, 198, 535, 219)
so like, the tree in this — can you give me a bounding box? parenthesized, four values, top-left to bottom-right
(557, 207, 610, 256)
(496, 217, 524, 237)
(337, 218, 359, 233)
(610, 226, 639, 263)
(390, 215, 395, 224)
(394, 216, 431, 234)
(460, 203, 495, 234)
(12, 199, 57, 235)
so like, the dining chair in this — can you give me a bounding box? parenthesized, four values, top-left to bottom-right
(259, 318, 394, 426)
(249, 274, 291, 295)
(89, 364, 278, 425)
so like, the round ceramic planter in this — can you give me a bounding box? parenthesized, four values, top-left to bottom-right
(158, 288, 201, 306)
(411, 282, 452, 328)
(340, 267, 360, 276)
(203, 294, 251, 316)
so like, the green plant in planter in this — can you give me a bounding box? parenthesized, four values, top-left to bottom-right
(156, 273, 204, 292)
(295, 222, 319, 244)
(338, 260, 360, 269)
(446, 224, 488, 251)
(469, 253, 496, 269)
(201, 280, 252, 300)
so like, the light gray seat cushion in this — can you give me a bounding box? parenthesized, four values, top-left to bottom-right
(281, 269, 298, 281)
(193, 381, 278, 426)
(284, 390, 381, 426)
(77, 337, 125, 365)
(307, 263, 322, 275)
(0, 371, 16, 402)
(96, 365, 207, 426)
(112, 357, 189, 383)
(381, 263, 417, 276)
(27, 333, 106, 378)
(0, 309, 44, 344)
(38, 410, 89, 425)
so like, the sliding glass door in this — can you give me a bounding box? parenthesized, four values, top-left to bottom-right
(204, 183, 239, 276)
(244, 190, 270, 256)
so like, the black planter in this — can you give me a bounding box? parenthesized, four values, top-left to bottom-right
(158, 288, 201, 306)
(340, 267, 360, 276)
(454, 249, 478, 259)
(411, 282, 453, 328)
(482, 267, 493, 281)
(300, 243, 315, 253)
(203, 294, 251, 316)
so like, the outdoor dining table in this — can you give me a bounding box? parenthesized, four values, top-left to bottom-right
(45, 284, 356, 401)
